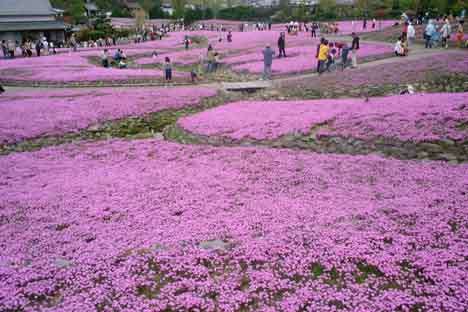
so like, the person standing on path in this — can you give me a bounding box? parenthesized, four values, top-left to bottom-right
(441, 19, 452, 49)
(35, 39, 42, 57)
(311, 22, 318, 38)
(207, 44, 215, 73)
(316, 37, 325, 72)
(164, 57, 172, 82)
(402, 21, 409, 40)
(407, 22, 415, 46)
(317, 39, 329, 74)
(278, 32, 286, 58)
(456, 20, 465, 48)
(351, 33, 360, 68)
(262, 44, 275, 80)
(424, 20, 436, 48)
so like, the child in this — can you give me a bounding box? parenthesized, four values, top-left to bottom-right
(190, 69, 198, 83)
(326, 42, 336, 71)
(164, 57, 172, 82)
(101, 49, 109, 68)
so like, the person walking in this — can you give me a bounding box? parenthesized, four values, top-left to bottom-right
(424, 20, 436, 48)
(340, 43, 350, 70)
(227, 31, 232, 42)
(350, 33, 360, 68)
(407, 22, 416, 46)
(315, 37, 325, 71)
(36, 39, 43, 57)
(441, 19, 452, 49)
(311, 22, 318, 38)
(262, 44, 275, 80)
(164, 57, 172, 82)
(402, 21, 409, 40)
(207, 44, 215, 72)
(317, 39, 329, 74)
(70, 34, 77, 52)
(456, 20, 465, 48)
(277, 32, 286, 58)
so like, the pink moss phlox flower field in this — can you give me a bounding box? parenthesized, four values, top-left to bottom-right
(281, 51, 468, 89)
(0, 87, 216, 143)
(136, 48, 206, 65)
(179, 93, 468, 142)
(0, 53, 171, 82)
(0, 139, 467, 311)
(230, 42, 391, 74)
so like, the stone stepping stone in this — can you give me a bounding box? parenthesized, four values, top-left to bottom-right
(199, 239, 231, 251)
(222, 81, 271, 92)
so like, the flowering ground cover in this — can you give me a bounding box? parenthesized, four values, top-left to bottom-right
(0, 32, 213, 84)
(0, 53, 178, 84)
(0, 138, 467, 311)
(278, 51, 468, 97)
(0, 87, 216, 144)
(178, 92, 468, 143)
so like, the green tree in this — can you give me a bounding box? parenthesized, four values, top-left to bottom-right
(50, 0, 66, 9)
(138, 0, 155, 13)
(317, 0, 337, 19)
(172, 0, 186, 18)
(68, 0, 86, 23)
(293, 0, 310, 22)
(204, 7, 214, 19)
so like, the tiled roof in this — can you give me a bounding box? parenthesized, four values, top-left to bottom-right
(0, 20, 65, 32)
(0, 0, 56, 16)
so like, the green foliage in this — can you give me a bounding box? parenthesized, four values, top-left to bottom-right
(150, 0, 168, 19)
(184, 7, 204, 24)
(218, 6, 275, 21)
(172, 0, 186, 18)
(51, 0, 86, 23)
(292, 0, 311, 22)
(138, 0, 155, 13)
(310, 262, 325, 278)
(316, 0, 337, 19)
(204, 7, 214, 19)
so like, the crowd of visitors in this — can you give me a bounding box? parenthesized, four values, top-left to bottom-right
(1, 37, 58, 59)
